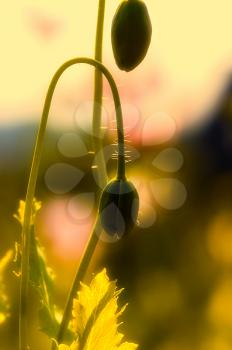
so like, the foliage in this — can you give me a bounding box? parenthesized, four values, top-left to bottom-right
(0, 250, 12, 325)
(58, 269, 138, 350)
(14, 199, 68, 339)
(13, 195, 137, 349)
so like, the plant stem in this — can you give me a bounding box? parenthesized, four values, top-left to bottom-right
(53, 218, 101, 348)
(19, 57, 125, 350)
(53, 5, 107, 347)
(54, 3, 120, 346)
(92, 0, 108, 189)
(53, 65, 126, 348)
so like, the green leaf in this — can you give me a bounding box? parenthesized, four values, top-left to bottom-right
(30, 227, 58, 337)
(14, 199, 75, 342)
(30, 229, 75, 342)
(0, 250, 13, 325)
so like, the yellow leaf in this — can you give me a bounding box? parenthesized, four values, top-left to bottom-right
(14, 198, 41, 226)
(59, 269, 138, 350)
(118, 342, 138, 350)
(0, 250, 12, 272)
(58, 343, 78, 350)
(0, 250, 13, 325)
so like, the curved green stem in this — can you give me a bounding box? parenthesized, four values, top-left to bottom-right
(19, 57, 125, 350)
(53, 219, 101, 349)
(55, 3, 108, 347)
(92, 0, 108, 189)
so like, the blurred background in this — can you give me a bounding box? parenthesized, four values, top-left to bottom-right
(1, 0, 232, 349)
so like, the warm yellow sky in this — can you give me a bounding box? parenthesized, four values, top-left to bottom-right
(0, 0, 232, 130)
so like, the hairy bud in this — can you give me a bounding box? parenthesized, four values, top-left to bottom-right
(99, 179, 139, 238)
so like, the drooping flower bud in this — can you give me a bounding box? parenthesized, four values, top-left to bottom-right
(111, 0, 152, 71)
(99, 179, 139, 238)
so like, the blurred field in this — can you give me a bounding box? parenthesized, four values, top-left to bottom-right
(0, 77, 232, 349)
(1, 1, 232, 349)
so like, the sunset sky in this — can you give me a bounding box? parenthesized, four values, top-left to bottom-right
(1, 0, 232, 132)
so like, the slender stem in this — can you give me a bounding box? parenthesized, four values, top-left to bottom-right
(19, 57, 125, 350)
(54, 4, 110, 347)
(53, 5, 107, 347)
(52, 63, 126, 348)
(92, 0, 108, 189)
(53, 219, 101, 349)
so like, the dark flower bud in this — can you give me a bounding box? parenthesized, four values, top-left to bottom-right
(111, 0, 152, 71)
(99, 179, 139, 238)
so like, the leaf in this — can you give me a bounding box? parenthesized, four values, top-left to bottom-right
(14, 199, 74, 340)
(13, 242, 21, 277)
(30, 227, 59, 337)
(59, 269, 138, 350)
(14, 199, 42, 226)
(58, 343, 78, 350)
(0, 250, 13, 324)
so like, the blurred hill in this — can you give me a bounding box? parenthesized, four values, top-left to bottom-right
(0, 75, 232, 349)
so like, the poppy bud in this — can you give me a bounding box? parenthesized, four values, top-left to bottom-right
(111, 0, 152, 71)
(99, 179, 139, 238)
